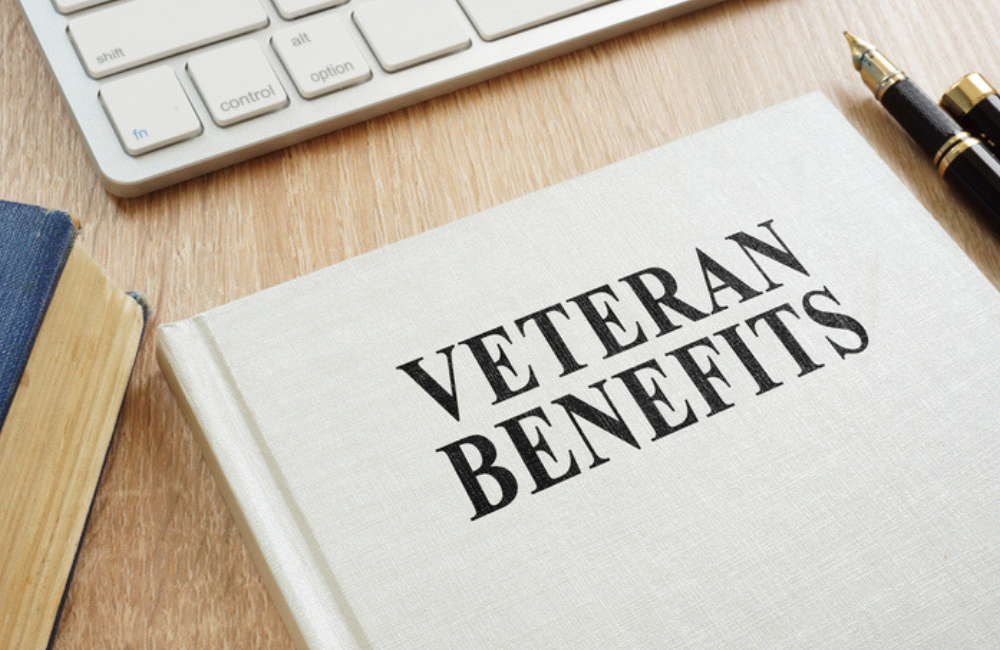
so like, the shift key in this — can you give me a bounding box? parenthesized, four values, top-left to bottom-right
(68, 0, 269, 79)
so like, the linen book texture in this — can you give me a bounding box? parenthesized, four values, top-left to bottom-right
(157, 93, 1000, 649)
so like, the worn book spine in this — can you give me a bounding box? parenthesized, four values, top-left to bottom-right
(157, 320, 361, 650)
(0, 200, 147, 650)
(0, 201, 77, 424)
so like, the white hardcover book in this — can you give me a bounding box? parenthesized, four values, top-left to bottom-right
(158, 93, 1000, 649)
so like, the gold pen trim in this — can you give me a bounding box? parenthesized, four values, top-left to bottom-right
(875, 71, 906, 101)
(942, 73, 997, 118)
(937, 133, 980, 177)
(934, 133, 968, 166)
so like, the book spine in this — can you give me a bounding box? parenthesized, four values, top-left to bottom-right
(0, 203, 78, 426)
(156, 320, 362, 650)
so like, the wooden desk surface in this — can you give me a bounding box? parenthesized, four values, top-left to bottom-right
(3, 0, 1000, 647)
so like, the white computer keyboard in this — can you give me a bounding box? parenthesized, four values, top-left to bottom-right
(17, 0, 723, 196)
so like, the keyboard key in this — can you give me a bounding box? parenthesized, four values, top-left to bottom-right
(271, 0, 349, 20)
(188, 41, 289, 127)
(456, 0, 614, 40)
(353, 0, 472, 73)
(53, 0, 113, 14)
(272, 16, 372, 99)
(99, 67, 202, 156)
(68, 0, 269, 79)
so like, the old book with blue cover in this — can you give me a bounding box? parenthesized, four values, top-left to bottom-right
(0, 202, 78, 424)
(0, 201, 146, 650)
(158, 94, 1000, 649)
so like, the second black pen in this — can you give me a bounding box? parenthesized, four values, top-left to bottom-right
(845, 32, 1000, 222)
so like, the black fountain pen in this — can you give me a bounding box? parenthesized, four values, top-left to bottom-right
(846, 32, 1000, 221)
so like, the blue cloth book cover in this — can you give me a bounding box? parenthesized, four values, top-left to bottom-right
(0, 199, 148, 649)
(0, 200, 78, 426)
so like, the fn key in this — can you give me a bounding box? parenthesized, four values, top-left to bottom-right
(100, 67, 202, 156)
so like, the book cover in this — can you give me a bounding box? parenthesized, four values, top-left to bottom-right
(0, 202, 147, 650)
(157, 93, 1000, 649)
(0, 201, 77, 425)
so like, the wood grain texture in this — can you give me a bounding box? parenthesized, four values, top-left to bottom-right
(2, 0, 999, 647)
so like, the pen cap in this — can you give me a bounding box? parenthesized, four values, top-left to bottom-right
(942, 73, 1000, 152)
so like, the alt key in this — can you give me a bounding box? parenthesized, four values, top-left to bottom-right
(272, 15, 372, 100)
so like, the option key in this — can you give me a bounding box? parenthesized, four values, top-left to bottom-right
(272, 16, 373, 99)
